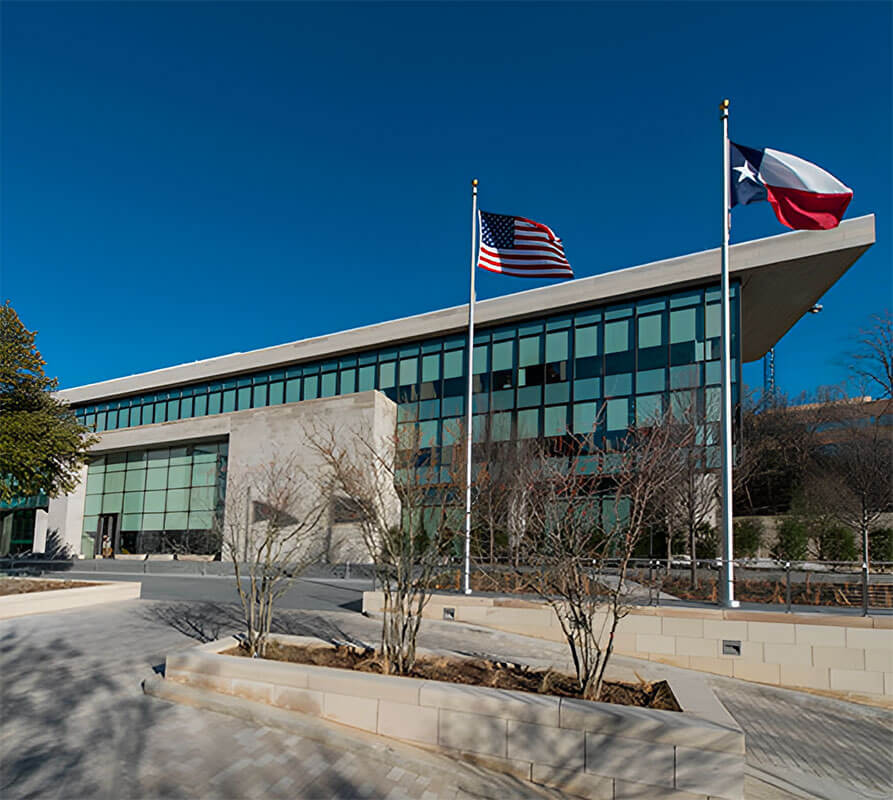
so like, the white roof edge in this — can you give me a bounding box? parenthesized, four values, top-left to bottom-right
(57, 214, 876, 404)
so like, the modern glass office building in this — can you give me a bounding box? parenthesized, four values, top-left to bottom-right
(7, 214, 873, 558)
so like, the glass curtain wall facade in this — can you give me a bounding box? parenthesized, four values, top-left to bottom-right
(83, 441, 228, 555)
(72, 283, 739, 490)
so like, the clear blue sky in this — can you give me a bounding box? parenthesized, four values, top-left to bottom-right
(2, 1, 890, 398)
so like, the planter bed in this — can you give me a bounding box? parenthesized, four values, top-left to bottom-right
(223, 641, 681, 710)
(0, 578, 98, 596)
(0, 578, 141, 618)
(163, 634, 744, 799)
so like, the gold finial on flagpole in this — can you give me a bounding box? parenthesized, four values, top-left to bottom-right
(472, 178, 478, 187)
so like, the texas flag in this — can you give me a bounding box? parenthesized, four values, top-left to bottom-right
(730, 142, 853, 230)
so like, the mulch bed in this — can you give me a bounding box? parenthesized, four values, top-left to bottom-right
(223, 641, 681, 711)
(0, 578, 98, 596)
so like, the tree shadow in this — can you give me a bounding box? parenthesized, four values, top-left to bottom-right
(0, 628, 161, 799)
(139, 601, 369, 650)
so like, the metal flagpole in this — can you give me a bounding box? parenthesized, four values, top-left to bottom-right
(463, 179, 479, 595)
(719, 99, 738, 608)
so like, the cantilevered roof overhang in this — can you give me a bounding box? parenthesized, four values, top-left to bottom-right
(59, 214, 876, 405)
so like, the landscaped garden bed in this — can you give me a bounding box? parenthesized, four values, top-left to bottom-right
(160, 633, 744, 800)
(222, 640, 680, 710)
(0, 577, 98, 596)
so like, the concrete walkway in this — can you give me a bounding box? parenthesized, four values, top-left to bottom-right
(1, 599, 890, 799)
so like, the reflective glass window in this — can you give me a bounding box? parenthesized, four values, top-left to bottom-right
(606, 398, 629, 431)
(379, 362, 396, 389)
(573, 402, 599, 434)
(222, 390, 236, 413)
(321, 372, 337, 397)
(517, 408, 539, 438)
(544, 405, 568, 436)
(268, 381, 284, 405)
(340, 369, 356, 394)
(237, 386, 251, 409)
(575, 326, 598, 358)
(604, 320, 630, 354)
(252, 385, 267, 408)
(518, 336, 541, 366)
(285, 379, 301, 403)
(636, 368, 666, 394)
(358, 365, 376, 391)
(304, 375, 319, 399)
(636, 394, 663, 425)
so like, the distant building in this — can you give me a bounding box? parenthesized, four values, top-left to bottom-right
(0, 215, 876, 558)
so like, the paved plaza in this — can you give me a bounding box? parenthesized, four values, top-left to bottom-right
(1, 599, 890, 799)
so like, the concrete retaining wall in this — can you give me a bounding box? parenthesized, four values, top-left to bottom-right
(0, 579, 141, 619)
(165, 635, 744, 800)
(363, 592, 893, 701)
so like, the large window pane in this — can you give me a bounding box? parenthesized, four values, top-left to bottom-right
(636, 368, 666, 394)
(379, 362, 396, 389)
(574, 326, 598, 358)
(285, 379, 301, 403)
(545, 331, 568, 362)
(358, 365, 376, 391)
(304, 375, 319, 399)
(443, 350, 464, 379)
(636, 394, 663, 425)
(268, 381, 284, 405)
(165, 488, 189, 512)
(517, 409, 539, 438)
(518, 336, 542, 366)
(604, 320, 630, 354)
(124, 470, 145, 492)
(144, 491, 166, 513)
(573, 402, 599, 434)
(670, 308, 696, 343)
(252, 385, 267, 408)
(638, 314, 662, 348)
(544, 406, 568, 436)
(491, 341, 513, 371)
(340, 369, 356, 394)
(606, 398, 629, 431)
(491, 412, 512, 441)
(321, 372, 337, 397)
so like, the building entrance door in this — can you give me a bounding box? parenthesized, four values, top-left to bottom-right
(97, 513, 119, 558)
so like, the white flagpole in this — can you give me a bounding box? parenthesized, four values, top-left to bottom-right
(463, 179, 479, 595)
(719, 99, 738, 608)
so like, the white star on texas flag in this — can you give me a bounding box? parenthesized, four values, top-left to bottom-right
(734, 161, 759, 184)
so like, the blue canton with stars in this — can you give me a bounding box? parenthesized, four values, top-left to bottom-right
(480, 211, 515, 248)
(730, 142, 768, 208)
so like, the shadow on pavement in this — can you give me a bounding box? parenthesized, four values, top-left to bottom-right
(0, 629, 160, 799)
(140, 601, 369, 649)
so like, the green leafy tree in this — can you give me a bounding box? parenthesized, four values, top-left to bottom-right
(734, 518, 764, 558)
(0, 302, 97, 502)
(772, 516, 809, 561)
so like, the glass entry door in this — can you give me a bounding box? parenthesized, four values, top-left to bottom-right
(97, 513, 118, 558)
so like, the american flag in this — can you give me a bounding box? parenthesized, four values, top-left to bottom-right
(477, 211, 573, 279)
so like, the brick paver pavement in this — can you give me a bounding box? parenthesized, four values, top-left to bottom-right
(0, 601, 559, 799)
(2, 598, 891, 799)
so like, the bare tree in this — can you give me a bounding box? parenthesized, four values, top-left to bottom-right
(803, 398, 893, 570)
(308, 421, 461, 675)
(847, 310, 892, 399)
(517, 412, 689, 699)
(660, 401, 719, 588)
(222, 455, 328, 657)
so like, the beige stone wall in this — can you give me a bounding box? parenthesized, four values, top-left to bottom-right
(165, 634, 744, 800)
(0, 579, 141, 619)
(363, 592, 893, 700)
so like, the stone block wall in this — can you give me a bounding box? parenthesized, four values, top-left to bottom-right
(363, 592, 893, 700)
(165, 635, 744, 800)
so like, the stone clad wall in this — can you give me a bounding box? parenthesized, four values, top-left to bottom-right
(363, 592, 893, 700)
(165, 634, 744, 800)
